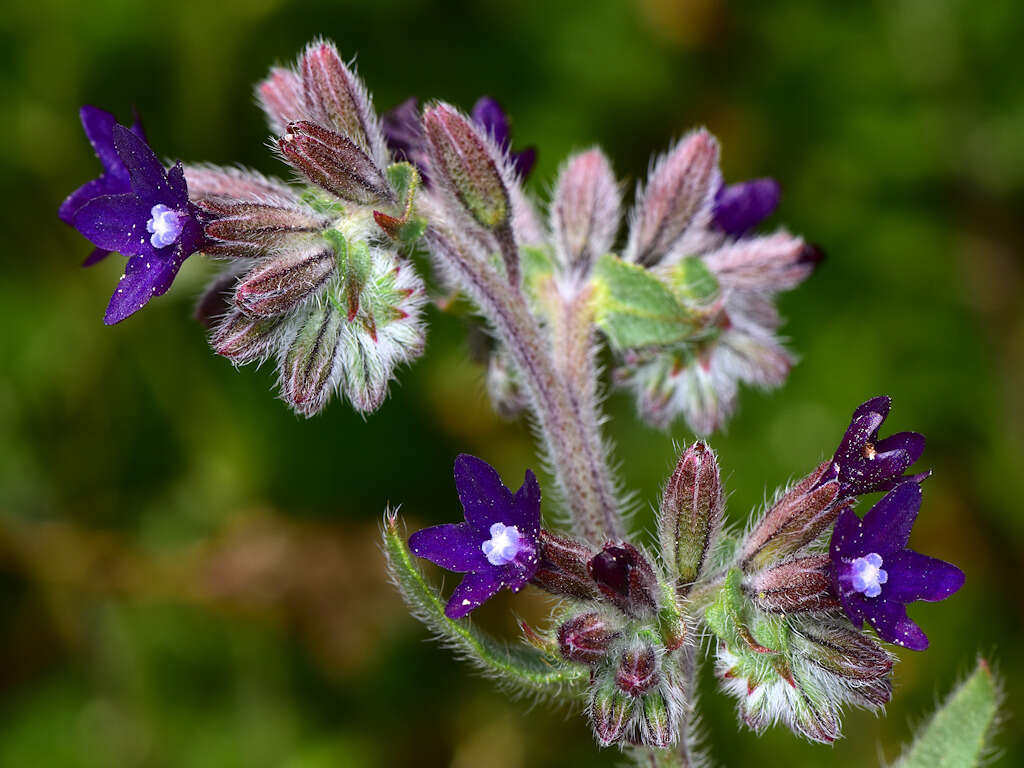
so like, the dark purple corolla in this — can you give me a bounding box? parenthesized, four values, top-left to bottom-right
(65, 114, 206, 324)
(712, 178, 780, 236)
(382, 96, 536, 183)
(409, 454, 542, 619)
(830, 482, 964, 650)
(829, 396, 929, 496)
(58, 106, 147, 267)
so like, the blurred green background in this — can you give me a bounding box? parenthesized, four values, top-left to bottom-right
(1, 0, 1022, 765)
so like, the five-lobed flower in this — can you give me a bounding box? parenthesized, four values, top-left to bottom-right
(408, 454, 541, 618)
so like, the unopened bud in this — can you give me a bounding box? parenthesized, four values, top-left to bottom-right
(551, 148, 621, 273)
(792, 621, 893, 684)
(280, 304, 343, 416)
(703, 232, 819, 294)
(257, 66, 304, 135)
(747, 554, 839, 614)
(740, 461, 842, 569)
(659, 442, 723, 587)
(532, 530, 601, 602)
(299, 41, 383, 163)
(590, 676, 635, 747)
(195, 269, 240, 329)
(235, 242, 336, 318)
(616, 645, 659, 697)
(626, 130, 720, 267)
(557, 613, 619, 665)
(640, 690, 676, 748)
(211, 309, 281, 364)
(280, 120, 394, 206)
(588, 542, 659, 617)
(200, 200, 329, 257)
(423, 104, 511, 232)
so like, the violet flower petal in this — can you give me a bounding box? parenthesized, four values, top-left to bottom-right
(511, 469, 542, 538)
(113, 124, 178, 206)
(79, 105, 125, 179)
(883, 550, 965, 603)
(408, 523, 491, 573)
(867, 598, 929, 650)
(852, 395, 891, 423)
(712, 178, 780, 236)
(453, 453, 516, 533)
(59, 175, 127, 226)
(73, 193, 157, 258)
(445, 571, 504, 619)
(104, 251, 183, 325)
(510, 146, 537, 179)
(82, 248, 112, 267)
(471, 97, 510, 148)
(859, 481, 921, 555)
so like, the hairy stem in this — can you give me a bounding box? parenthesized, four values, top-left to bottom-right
(427, 229, 623, 542)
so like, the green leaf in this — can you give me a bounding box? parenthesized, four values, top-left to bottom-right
(592, 253, 699, 350)
(669, 256, 719, 304)
(382, 511, 588, 695)
(893, 658, 1001, 768)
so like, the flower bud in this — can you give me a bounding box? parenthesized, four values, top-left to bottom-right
(235, 241, 336, 318)
(531, 530, 601, 602)
(626, 130, 720, 267)
(183, 164, 297, 204)
(423, 104, 511, 232)
(257, 66, 304, 135)
(588, 542, 659, 617)
(280, 304, 344, 416)
(590, 675, 635, 747)
(703, 232, 821, 294)
(659, 441, 723, 587)
(791, 621, 893, 685)
(211, 309, 281, 364)
(279, 121, 394, 206)
(615, 645, 659, 697)
(195, 269, 240, 329)
(739, 461, 842, 570)
(557, 612, 619, 666)
(550, 148, 621, 273)
(299, 41, 385, 164)
(639, 689, 676, 748)
(747, 554, 839, 614)
(200, 200, 329, 257)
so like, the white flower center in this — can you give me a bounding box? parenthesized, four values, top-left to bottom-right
(481, 522, 523, 566)
(147, 204, 183, 249)
(851, 552, 888, 598)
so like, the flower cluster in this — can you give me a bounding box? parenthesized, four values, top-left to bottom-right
(405, 397, 962, 749)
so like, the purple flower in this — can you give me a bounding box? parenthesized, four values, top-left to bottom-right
(408, 454, 541, 619)
(712, 178, 780, 236)
(829, 396, 929, 496)
(382, 96, 536, 183)
(65, 113, 206, 324)
(830, 482, 964, 650)
(58, 106, 147, 267)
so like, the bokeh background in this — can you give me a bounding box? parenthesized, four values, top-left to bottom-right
(2, 0, 1022, 765)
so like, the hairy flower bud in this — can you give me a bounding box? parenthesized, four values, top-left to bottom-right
(747, 554, 839, 614)
(659, 442, 723, 587)
(299, 41, 387, 166)
(550, 148, 621, 273)
(588, 543, 658, 617)
(590, 675, 635, 747)
(557, 613, 619, 665)
(280, 121, 394, 206)
(183, 165, 298, 204)
(280, 304, 344, 416)
(532, 530, 601, 601)
(423, 104, 511, 232)
(740, 461, 842, 569)
(235, 241, 336, 318)
(791, 621, 893, 684)
(703, 233, 823, 294)
(211, 309, 281, 364)
(257, 66, 304, 135)
(639, 690, 676, 748)
(616, 645, 659, 697)
(199, 199, 329, 257)
(626, 130, 720, 267)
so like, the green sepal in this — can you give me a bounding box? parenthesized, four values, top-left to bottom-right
(668, 256, 719, 304)
(386, 161, 420, 214)
(592, 253, 700, 350)
(382, 511, 587, 695)
(299, 189, 345, 216)
(893, 658, 1002, 768)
